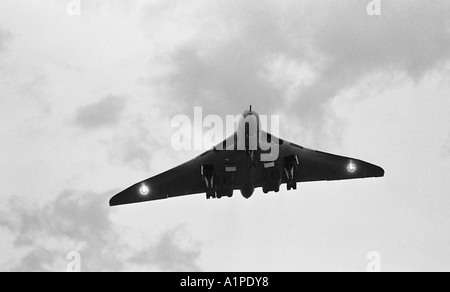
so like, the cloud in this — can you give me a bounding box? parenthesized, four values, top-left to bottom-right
(99, 116, 163, 170)
(145, 0, 450, 142)
(299, 0, 450, 105)
(7, 248, 56, 272)
(73, 95, 162, 170)
(73, 95, 127, 130)
(147, 0, 308, 116)
(0, 190, 201, 272)
(129, 227, 201, 271)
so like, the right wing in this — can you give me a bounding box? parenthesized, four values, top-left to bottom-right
(109, 135, 236, 206)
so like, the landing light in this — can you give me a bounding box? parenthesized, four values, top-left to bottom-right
(347, 162, 357, 173)
(139, 184, 150, 196)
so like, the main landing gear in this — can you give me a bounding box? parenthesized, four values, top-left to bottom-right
(202, 163, 236, 199)
(201, 165, 216, 199)
(262, 162, 281, 194)
(284, 155, 299, 191)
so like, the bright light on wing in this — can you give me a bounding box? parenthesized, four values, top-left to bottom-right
(139, 184, 150, 196)
(347, 161, 357, 173)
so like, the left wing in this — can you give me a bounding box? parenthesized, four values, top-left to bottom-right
(260, 132, 384, 186)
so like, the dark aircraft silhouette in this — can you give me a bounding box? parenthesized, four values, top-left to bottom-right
(110, 107, 384, 206)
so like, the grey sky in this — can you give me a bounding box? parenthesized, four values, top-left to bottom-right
(0, 29, 9, 51)
(73, 95, 126, 129)
(443, 133, 450, 158)
(154, 0, 450, 145)
(0, 0, 449, 271)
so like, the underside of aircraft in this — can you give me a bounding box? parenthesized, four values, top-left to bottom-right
(110, 107, 384, 206)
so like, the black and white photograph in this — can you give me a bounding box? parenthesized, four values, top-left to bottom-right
(0, 0, 449, 274)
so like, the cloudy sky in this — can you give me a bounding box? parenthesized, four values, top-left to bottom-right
(0, 0, 450, 272)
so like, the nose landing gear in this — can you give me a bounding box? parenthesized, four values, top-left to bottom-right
(246, 150, 257, 168)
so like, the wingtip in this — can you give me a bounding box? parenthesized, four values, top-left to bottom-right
(109, 196, 119, 207)
(375, 165, 385, 177)
(109, 191, 129, 207)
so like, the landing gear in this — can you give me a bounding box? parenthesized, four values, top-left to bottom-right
(223, 163, 236, 198)
(202, 163, 236, 199)
(206, 189, 216, 199)
(247, 150, 257, 168)
(201, 165, 216, 199)
(284, 155, 299, 191)
(216, 172, 234, 198)
(287, 180, 297, 191)
(263, 184, 280, 194)
(262, 162, 281, 194)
